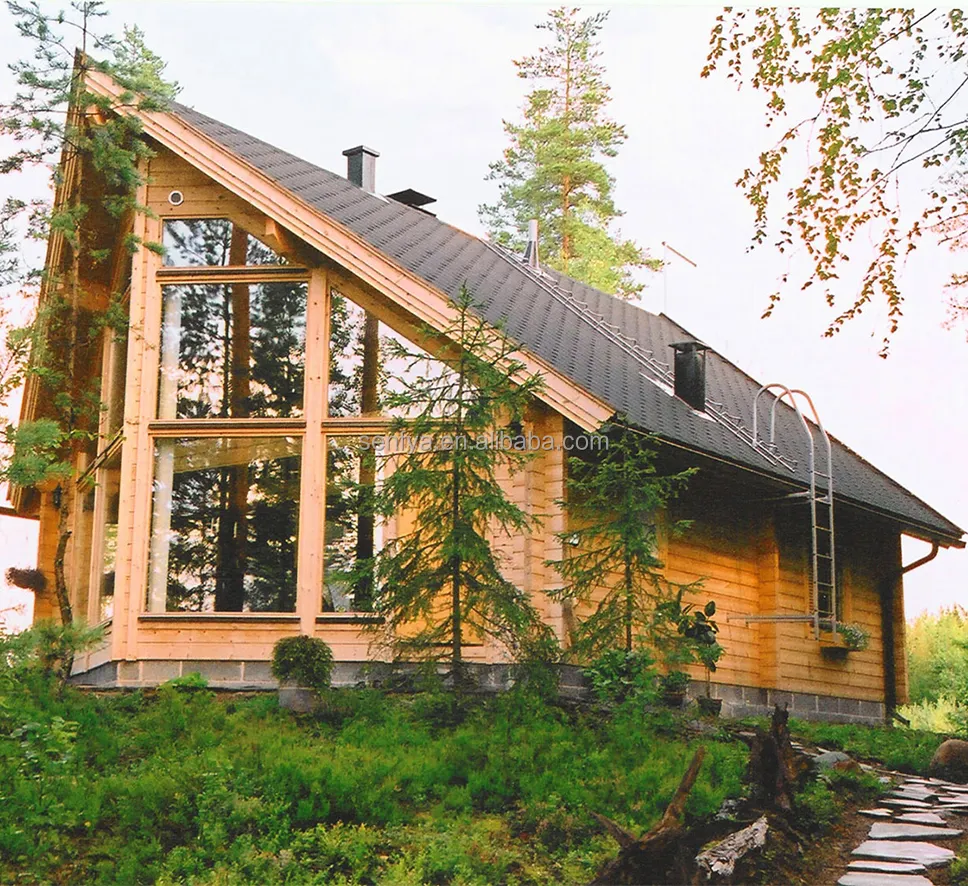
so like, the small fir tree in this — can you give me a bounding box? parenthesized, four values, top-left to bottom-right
(480, 7, 659, 299)
(0, 2, 178, 623)
(549, 422, 698, 660)
(363, 285, 553, 685)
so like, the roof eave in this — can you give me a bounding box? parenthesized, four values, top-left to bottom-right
(82, 68, 614, 434)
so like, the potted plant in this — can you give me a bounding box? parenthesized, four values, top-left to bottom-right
(660, 670, 691, 707)
(839, 623, 870, 652)
(677, 599, 725, 716)
(820, 622, 869, 660)
(271, 635, 334, 713)
(583, 648, 659, 706)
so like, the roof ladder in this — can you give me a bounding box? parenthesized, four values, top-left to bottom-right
(733, 384, 837, 640)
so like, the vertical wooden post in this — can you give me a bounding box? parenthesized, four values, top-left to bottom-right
(115, 172, 155, 661)
(542, 410, 568, 648)
(296, 266, 326, 635)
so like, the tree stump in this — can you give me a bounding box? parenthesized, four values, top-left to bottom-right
(744, 705, 810, 811)
(589, 747, 705, 885)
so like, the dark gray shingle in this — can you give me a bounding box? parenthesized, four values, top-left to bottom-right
(168, 101, 964, 544)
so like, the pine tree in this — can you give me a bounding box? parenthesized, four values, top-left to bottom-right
(480, 7, 658, 300)
(0, 2, 178, 624)
(364, 286, 553, 685)
(549, 422, 697, 659)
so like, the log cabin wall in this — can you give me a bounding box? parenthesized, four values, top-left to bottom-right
(30, 142, 906, 722)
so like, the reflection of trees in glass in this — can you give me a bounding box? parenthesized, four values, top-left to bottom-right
(161, 439, 301, 612)
(162, 219, 287, 267)
(160, 280, 306, 420)
(324, 438, 365, 611)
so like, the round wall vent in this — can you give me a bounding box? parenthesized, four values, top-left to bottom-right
(167, 190, 184, 207)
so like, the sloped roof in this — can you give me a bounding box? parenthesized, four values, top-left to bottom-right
(167, 100, 964, 545)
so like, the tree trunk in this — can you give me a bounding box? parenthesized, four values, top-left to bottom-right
(590, 747, 705, 885)
(356, 313, 380, 608)
(53, 525, 73, 626)
(745, 705, 810, 812)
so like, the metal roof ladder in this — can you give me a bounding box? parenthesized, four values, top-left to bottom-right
(734, 384, 837, 641)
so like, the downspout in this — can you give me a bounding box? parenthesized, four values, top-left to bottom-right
(882, 540, 940, 724)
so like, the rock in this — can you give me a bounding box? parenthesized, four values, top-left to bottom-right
(888, 789, 936, 800)
(838, 874, 933, 886)
(813, 750, 855, 770)
(868, 822, 963, 840)
(881, 798, 932, 808)
(858, 809, 894, 818)
(896, 812, 948, 825)
(847, 860, 927, 873)
(852, 840, 955, 867)
(928, 738, 968, 783)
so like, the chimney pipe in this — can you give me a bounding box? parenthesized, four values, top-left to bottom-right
(342, 145, 379, 193)
(524, 218, 540, 269)
(669, 341, 710, 411)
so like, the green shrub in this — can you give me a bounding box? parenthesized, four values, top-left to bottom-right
(270, 635, 334, 690)
(951, 854, 968, 886)
(583, 649, 658, 704)
(795, 781, 841, 833)
(162, 671, 209, 690)
(660, 670, 690, 694)
(789, 718, 940, 773)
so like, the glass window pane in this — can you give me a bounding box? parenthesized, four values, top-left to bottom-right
(324, 436, 384, 612)
(158, 282, 307, 419)
(103, 326, 128, 441)
(95, 451, 122, 621)
(327, 289, 442, 418)
(71, 484, 96, 620)
(148, 436, 302, 613)
(162, 218, 288, 267)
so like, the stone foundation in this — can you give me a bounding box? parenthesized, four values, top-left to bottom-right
(70, 660, 885, 725)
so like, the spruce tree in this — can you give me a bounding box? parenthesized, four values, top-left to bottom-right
(480, 7, 658, 300)
(364, 286, 552, 685)
(549, 422, 697, 659)
(0, 2, 178, 623)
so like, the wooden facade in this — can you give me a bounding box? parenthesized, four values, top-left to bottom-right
(18, 73, 953, 722)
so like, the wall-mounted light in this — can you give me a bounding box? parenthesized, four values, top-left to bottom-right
(52, 485, 62, 509)
(167, 190, 184, 207)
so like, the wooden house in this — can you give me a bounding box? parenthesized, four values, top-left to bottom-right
(15, 69, 965, 723)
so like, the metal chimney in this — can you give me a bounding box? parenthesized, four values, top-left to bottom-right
(523, 219, 539, 269)
(669, 341, 710, 411)
(342, 145, 379, 193)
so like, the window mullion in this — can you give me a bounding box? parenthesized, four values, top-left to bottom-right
(295, 266, 328, 633)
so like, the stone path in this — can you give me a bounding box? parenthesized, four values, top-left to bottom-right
(838, 775, 968, 886)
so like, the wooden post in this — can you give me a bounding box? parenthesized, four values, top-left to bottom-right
(296, 266, 326, 635)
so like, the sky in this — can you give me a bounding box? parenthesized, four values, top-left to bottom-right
(0, 1, 965, 624)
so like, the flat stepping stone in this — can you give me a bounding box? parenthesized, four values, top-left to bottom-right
(852, 840, 955, 867)
(896, 812, 948, 824)
(848, 861, 928, 873)
(881, 799, 933, 808)
(838, 874, 933, 886)
(859, 809, 895, 818)
(868, 822, 963, 840)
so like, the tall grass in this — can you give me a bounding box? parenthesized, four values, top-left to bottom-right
(0, 682, 748, 885)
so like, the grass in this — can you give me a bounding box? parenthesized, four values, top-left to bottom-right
(787, 718, 942, 774)
(0, 682, 749, 885)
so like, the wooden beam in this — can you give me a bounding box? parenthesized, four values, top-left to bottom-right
(83, 67, 613, 433)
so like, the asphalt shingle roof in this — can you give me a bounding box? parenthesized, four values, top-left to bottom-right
(168, 101, 964, 544)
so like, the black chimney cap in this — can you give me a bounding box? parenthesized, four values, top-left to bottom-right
(342, 145, 380, 159)
(387, 188, 437, 215)
(669, 341, 710, 355)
